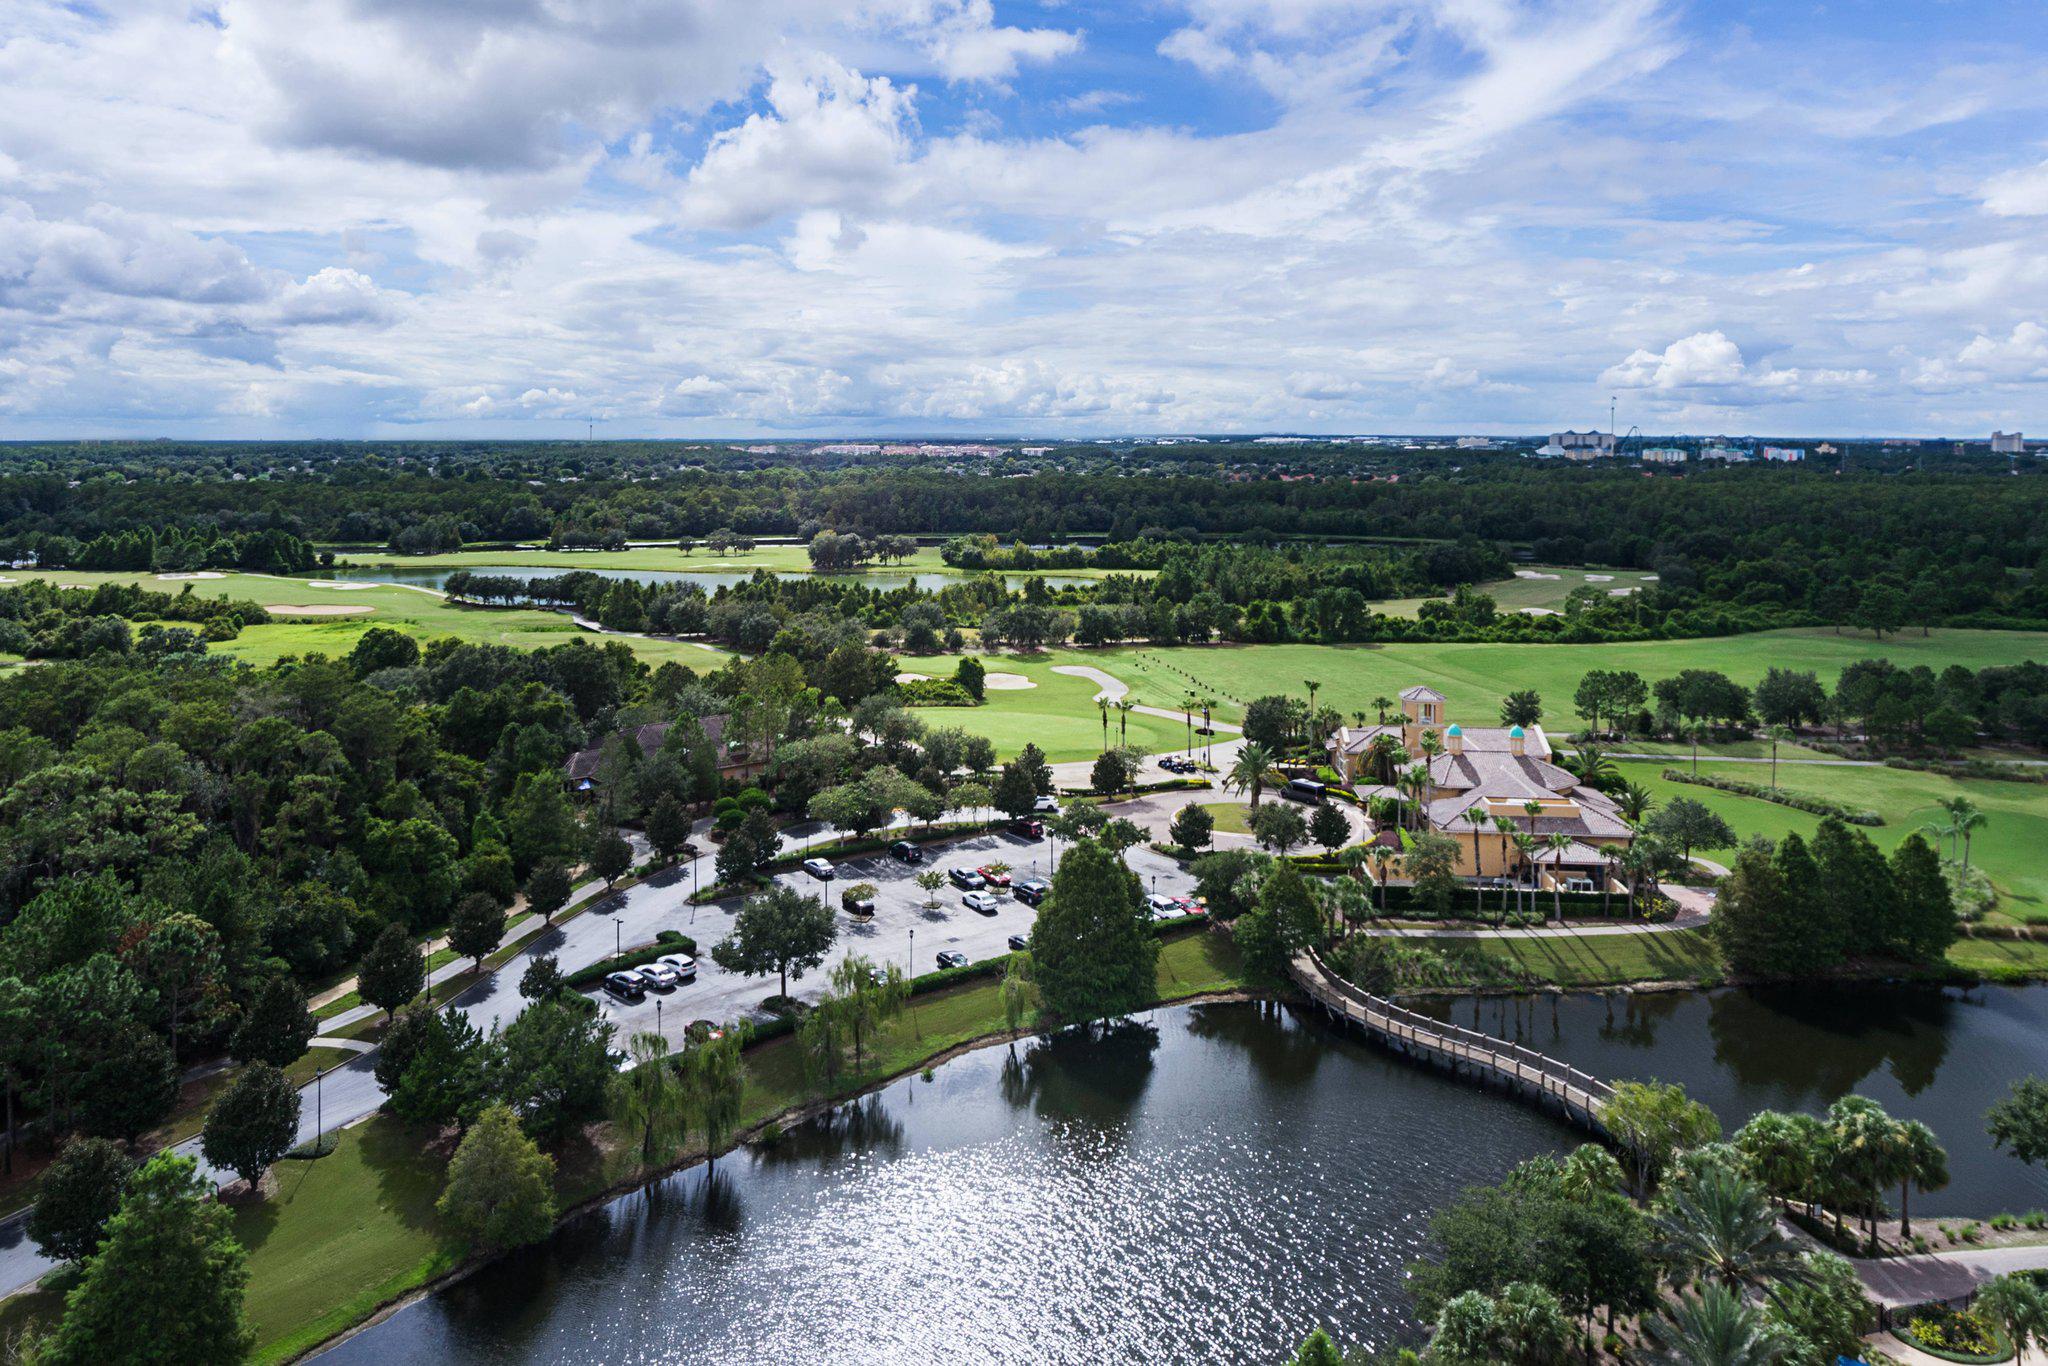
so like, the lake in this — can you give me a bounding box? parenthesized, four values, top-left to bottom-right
(319, 984, 2048, 1364)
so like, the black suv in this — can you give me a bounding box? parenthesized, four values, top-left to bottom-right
(889, 840, 924, 863)
(1013, 877, 1050, 906)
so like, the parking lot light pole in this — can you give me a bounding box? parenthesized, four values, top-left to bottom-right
(613, 916, 622, 961)
(656, 997, 662, 1038)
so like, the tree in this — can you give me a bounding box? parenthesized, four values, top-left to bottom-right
(1753, 668, 1827, 730)
(1240, 694, 1295, 748)
(127, 912, 227, 1061)
(645, 794, 692, 863)
(1601, 1080, 1721, 1194)
(1250, 800, 1308, 855)
(1089, 747, 1136, 798)
(711, 884, 838, 1002)
(449, 891, 507, 973)
(28, 1137, 133, 1264)
(1889, 834, 1957, 964)
(1429, 1283, 1573, 1366)
(588, 827, 633, 888)
(1225, 742, 1280, 807)
(358, 922, 426, 1022)
(1653, 1166, 1812, 1289)
(437, 1102, 557, 1252)
(0, 976, 33, 1176)
(992, 760, 1040, 820)
(39, 1154, 252, 1366)
(1644, 1285, 1788, 1366)
(1988, 1077, 2048, 1166)
(389, 1008, 498, 1132)
(1159, 804, 1212, 856)
(828, 954, 909, 1071)
(1287, 1327, 1344, 1366)
(230, 976, 315, 1067)
(1029, 837, 1158, 1026)
(954, 655, 986, 702)
(685, 1025, 749, 1165)
(1499, 689, 1543, 728)
(1893, 1118, 1948, 1239)
(1000, 953, 1036, 1037)
(498, 999, 616, 1144)
(1763, 1252, 1870, 1366)
(1976, 1275, 2048, 1362)
(1234, 858, 1323, 982)
(525, 862, 572, 924)
(1308, 802, 1349, 855)
(520, 953, 566, 1002)
(201, 1060, 301, 1189)
(1646, 797, 1736, 869)
(610, 1031, 685, 1165)
(1407, 831, 1464, 917)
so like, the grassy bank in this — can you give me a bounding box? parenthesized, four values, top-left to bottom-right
(328, 544, 1144, 581)
(0, 931, 1247, 1362)
(1614, 760, 2048, 920)
(895, 652, 1189, 762)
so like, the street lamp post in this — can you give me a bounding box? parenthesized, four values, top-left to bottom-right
(613, 916, 622, 961)
(656, 997, 663, 1038)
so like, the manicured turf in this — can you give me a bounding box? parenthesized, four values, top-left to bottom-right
(1377, 564, 1661, 619)
(330, 544, 1142, 580)
(1045, 630, 2048, 734)
(896, 652, 1190, 763)
(1614, 761, 2048, 920)
(9, 569, 734, 671)
(1198, 802, 1256, 834)
(1464, 927, 1723, 987)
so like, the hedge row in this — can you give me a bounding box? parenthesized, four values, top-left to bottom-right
(1661, 768, 1882, 825)
(567, 931, 699, 989)
(1885, 756, 2048, 785)
(1065, 776, 1215, 799)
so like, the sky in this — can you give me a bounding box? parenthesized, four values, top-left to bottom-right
(2, 0, 2047, 439)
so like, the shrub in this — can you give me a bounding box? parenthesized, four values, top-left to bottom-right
(1894, 1304, 2010, 1363)
(1661, 769, 1882, 825)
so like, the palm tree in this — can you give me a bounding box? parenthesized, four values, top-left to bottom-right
(1096, 695, 1111, 749)
(1653, 1167, 1813, 1290)
(1302, 679, 1321, 739)
(1564, 745, 1619, 790)
(1418, 728, 1442, 776)
(1491, 814, 1521, 919)
(1764, 724, 1792, 790)
(1894, 1118, 1949, 1241)
(1544, 832, 1574, 921)
(1115, 697, 1136, 748)
(1226, 743, 1280, 807)
(1643, 1284, 1788, 1366)
(1371, 694, 1394, 725)
(1512, 833, 1539, 915)
(1364, 733, 1403, 786)
(1370, 845, 1397, 915)
(1976, 1275, 2048, 1362)
(1400, 764, 1433, 831)
(1953, 800, 1987, 878)
(1461, 807, 1488, 914)
(1521, 798, 1542, 842)
(1181, 690, 1197, 756)
(1200, 696, 1217, 764)
(1614, 779, 1654, 826)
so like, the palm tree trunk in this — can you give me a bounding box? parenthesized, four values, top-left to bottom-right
(1900, 1179, 1911, 1239)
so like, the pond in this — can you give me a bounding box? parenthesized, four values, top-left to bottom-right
(321, 984, 2048, 1364)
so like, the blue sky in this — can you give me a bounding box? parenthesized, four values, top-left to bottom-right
(2, 0, 2046, 438)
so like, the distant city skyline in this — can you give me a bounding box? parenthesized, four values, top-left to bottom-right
(2, 0, 2046, 438)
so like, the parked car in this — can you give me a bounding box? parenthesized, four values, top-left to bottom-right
(1006, 934, 1030, 952)
(635, 962, 681, 990)
(1146, 893, 1180, 918)
(890, 840, 924, 863)
(841, 888, 876, 919)
(976, 866, 1012, 888)
(936, 950, 969, 969)
(947, 867, 985, 890)
(601, 971, 645, 1002)
(656, 953, 698, 980)
(1032, 795, 1060, 814)
(1013, 877, 1050, 906)
(963, 890, 1000, 914)
(687, 1019, 723, 1042)
(1010, 817, 1044, 839)
(802, 857, 835, 880)
(1282, 777, 1327, 804)
(1172, 896, 1204, 917)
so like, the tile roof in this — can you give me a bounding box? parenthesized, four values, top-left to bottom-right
(562, 712, 736, 784)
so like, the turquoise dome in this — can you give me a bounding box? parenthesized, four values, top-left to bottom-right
(1446, 724, 1463, 736)
(1509, 725, 1525, 738)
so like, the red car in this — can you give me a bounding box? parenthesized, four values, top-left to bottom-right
(1010, 818, 1044, 839)
(977, 866, 1013, 888)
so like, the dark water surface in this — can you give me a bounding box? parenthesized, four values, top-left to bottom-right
(321, 986, 2048, 1364)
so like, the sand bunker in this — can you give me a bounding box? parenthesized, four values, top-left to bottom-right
(1517, 607, 1561, 616)
(1585, 574, 1614, 582)
(1514, 570, 1561, 580)
(156, 571, 225, 581)
(1607, 587, 1639, 597)
(310, 581, 379, 590)
(1639, 574, 1659, 581)
(894, 672, 932, 683)
(982, 672, 1036, 690)
(266, 604, 374, 616)
(0, 576, 14, 585)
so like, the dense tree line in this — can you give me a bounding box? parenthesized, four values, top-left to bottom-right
(0, 579, 271, 659)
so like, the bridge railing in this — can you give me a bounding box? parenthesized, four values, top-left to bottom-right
(1296, 951, 1614, 1108)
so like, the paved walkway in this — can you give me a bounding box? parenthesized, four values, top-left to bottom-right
(307, 1037, 376, 1055)
(1848, 1242, 2048, 1306)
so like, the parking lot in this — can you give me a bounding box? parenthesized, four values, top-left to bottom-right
(590, 825, 1197, 1045)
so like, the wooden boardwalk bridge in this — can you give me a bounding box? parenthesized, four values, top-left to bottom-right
(1289, 950, 1615, 1133)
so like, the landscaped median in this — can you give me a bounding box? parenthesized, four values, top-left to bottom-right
(0, 928, 1250, 1363)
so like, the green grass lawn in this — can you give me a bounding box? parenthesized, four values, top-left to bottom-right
(1615, 761, 2048, 919)
(896, 652, 1190, 762)
(1199, 802, 1256, 835)
(1464, 928, 1723, 987)
(330, 543, 1142, 581)
(1377, 564, 1661, 619)
(10, 569, 734, 671)
(1045, 629, 2048, 735)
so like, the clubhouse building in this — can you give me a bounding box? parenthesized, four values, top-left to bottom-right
(1324, 685, 1634, 889)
